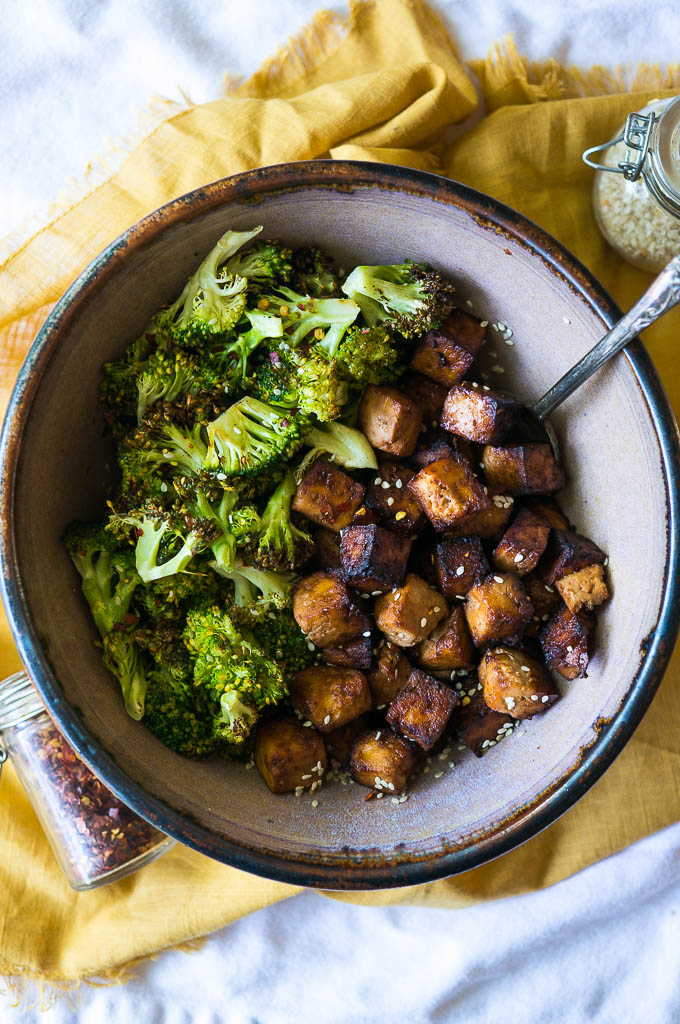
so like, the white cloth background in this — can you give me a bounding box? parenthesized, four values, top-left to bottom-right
(2, 1, 680, 1021)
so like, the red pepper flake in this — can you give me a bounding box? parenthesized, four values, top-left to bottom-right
(364, 790, 376, 801)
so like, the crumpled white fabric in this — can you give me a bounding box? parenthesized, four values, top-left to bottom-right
(2, 1, 680, 1021)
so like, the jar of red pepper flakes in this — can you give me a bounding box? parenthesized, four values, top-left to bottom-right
(0, 671, 173, 891)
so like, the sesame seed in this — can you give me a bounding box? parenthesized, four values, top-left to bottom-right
(456, 566, 465, 576)
(462, 696, 471, 706)
(233, 427, 242, 435)
(466, 299, 473, 308)
(160, 482, 168, 493)
(323, 715, 331, 725)
(434, 770, 444, 778)
(303, 720, 313, 727)
(395, 479, 403, 489)
(504, 337, 515, 346)
(455, 683, 463, 692)
(420, 617, 428, 627)
(307, 641, 315, 651)
(395, 511, 406, 521)
(355, 507, 366, 516)
(504, 697, 516, 709)
(376, 792, 383, 799)
(381, 481, 390, 489)
(374, 477, 382, 485)
(482, 385, 490, 392)
(494, 576, 504, 584)
(375, 731, 381, 740)
(467, 688, 476, 696)
(567, 645, 573, 652)
(371, 591, 382, 597)
(545, 585, 555, 592)
(521, 665, 530, 673)
(514, 553, 524, 563)
(301, 774, 311, 780)
(394, 592, 401, 600)
(482, 740, 490, 749)
(360, 592, 370, 599)
(456, 594, 466, 600)
(387, 497, 394, 506)
(541, 695, 550, 703)
(295, 787, 304, 797)
(472, 381, 479, 388)
(377, 704, 386, 710)
(562, 315, 571, 325)
(480, 320, 489, 327)
(312, 799, 319, 807)
(363, 630, 371, 637)
(604, 557, 609, 566)
(448, 762, 455, 768)
(530, 695, 539, 702)
(391, 797, 400, 804)
(492, 364, 505, 373)
(488, 740, 497, 747)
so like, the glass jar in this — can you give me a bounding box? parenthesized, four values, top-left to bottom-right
(0, 671, 173, 891)
(583, 95, 680, 272)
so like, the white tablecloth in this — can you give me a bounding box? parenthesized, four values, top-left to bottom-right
(2, 2, 679, 1021)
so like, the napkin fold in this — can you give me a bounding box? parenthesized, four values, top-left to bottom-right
(1, 0, 679, 991)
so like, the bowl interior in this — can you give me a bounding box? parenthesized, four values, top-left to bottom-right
(4, 168, 673, 886)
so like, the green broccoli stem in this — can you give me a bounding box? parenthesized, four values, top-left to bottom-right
(298, 421, 378, 475)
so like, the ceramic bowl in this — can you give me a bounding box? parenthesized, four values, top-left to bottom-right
(1, 162, 679, 889)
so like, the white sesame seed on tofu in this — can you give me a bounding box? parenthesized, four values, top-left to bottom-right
(493, 576, 504, 584)
(387, 497, 394, 506)
(530, 695, 539, 702)
(420, 617, 428, 627)
(456, 566, 465, 576)
(395, 479, 403, 489)
(514, 553, 524, 563)
(323, 715, 331, 725)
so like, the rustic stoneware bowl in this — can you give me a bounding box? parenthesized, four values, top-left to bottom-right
(1, 162, 679, 889)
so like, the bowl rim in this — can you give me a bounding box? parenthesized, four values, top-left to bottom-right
(1, 160, 679, 890)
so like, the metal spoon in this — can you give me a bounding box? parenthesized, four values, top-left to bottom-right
(515, 253, 680, 459)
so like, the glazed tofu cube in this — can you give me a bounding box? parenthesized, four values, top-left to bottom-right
(359, 385, 422, 457)
(374, 573, 448, 647)
(293, 572, 371, 647)
(464, 572, 534, 647)
(409, 310, 485, 386)
(492, 507, 551, 576)
(408, 457, 491, 531)
(540, 605, 594, 680)
(543, 529, 606, 585)
(290, 665, 372, 732)
(525, 496, 570, 531)
(414, 607, 475, 671)
(365, 462, 426, 535)
(322, 634, 374, 670)
(523, 573, 561, 636)
(367, 641, 412, 706)
(339, 524, 412, 594)
(482, 444, 566, 495)
(435, 535, 489, 599)
(479, 646, 559, 718)
(313, 528, 341, 570)
(324, 716, 371, 765)
(409, 430, 475, 472)
(445, 494, 514, 540)
(556, 564, 609, 615)
(401, 373, 448, 425)
(386, 668, 459, 750)
(441, 382, 521, 444)
(452, 690, 516, 757)
(349, 728, 422, 794)
(292, 460, 366, 532)
(254, 718, 327, 794)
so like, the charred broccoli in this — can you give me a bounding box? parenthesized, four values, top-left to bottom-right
(204, 396, 309, 477)
(341, 260, 455, 338)
(256, 471, 314, 571)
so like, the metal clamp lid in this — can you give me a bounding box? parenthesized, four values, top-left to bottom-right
(582, 110, 658, 181)
(0, 671, 44, 733)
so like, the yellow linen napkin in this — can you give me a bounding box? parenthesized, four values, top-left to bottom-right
(1, 0, 680, 990)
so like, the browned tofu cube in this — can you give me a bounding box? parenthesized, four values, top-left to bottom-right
(445, 494, 515, 540)
(435, 536, 489, 599)
(409, 430, 475, 472)
(452, 690, 516, 757)
(524, 496, 570, 531)
(464, 572, 534, 647)
(291, 665, 372, 732)
(359, 385, 422, 457)
(322, 635, 374, 670)
(367, 641, 412, 706)
(365, 462, 426, 535)
(408, 457, 491, 531)
(409, 310, 485, 386)
(543, 529, 606, 585)
(415, 607, 475, 671)
(441, 382, 521, 444)
(374, 574, 448, 647)
(540, 605, 594, 679)
(339, 524, 412, 594)
(523, 573, 561, 636)
(386, 668, 459, 750)
(483, 444, 566, 495)
(349, 728, 422, 794)
(292, 459, 366, 532)
(313, 528, 341, 570)
(492, 507, 551, 576)
(293, 572, 371, 647)
(479, 646, 559, 718)
(254, 718, 327, 794)
(555, 564, 609, 614)
(401, 373, 448, 425)
(324, 716, 370, 765)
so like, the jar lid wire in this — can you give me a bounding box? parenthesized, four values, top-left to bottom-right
(0, 671, 44, 732)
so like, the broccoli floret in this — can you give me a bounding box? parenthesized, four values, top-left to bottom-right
(215, 690, 258, 748)
(252, 347, 348, 422)
(63, 522, 141, 636)
(101, 631, 149, 720)
(226, 241, 293, 287)
(251, 606, 315, 678)
(261, 287, 359, 355)
(211, 558, 294, 613)
(181, 485, 260, 574)
(100, 332, 156, 429)
(134, 568, 221, 622)
(110, 504, 208, 582)
(143, 673, 218, 758)
(154, 227, 263, 347)
(136, 349, 230, 424)
(290, 247, 341, 297)
(204, 396, 309, 477)
(341, 261, 455, 339)
(334, 323, 403, 386)
(256, 470, 313, 571)
(212, 308, 284, 390)
(298, 420, 378, 476)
